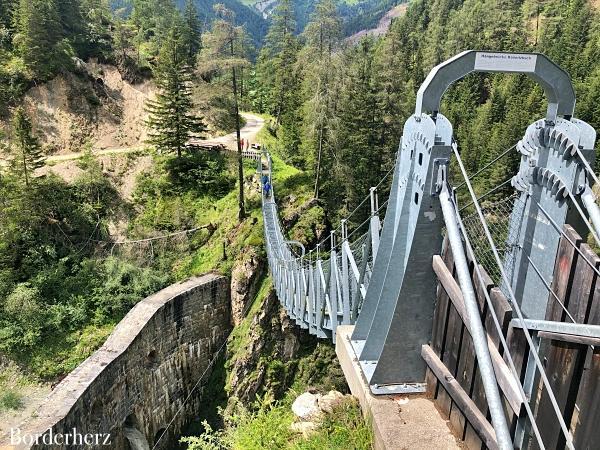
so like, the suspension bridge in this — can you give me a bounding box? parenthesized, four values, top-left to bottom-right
(260, 51, 600, 450)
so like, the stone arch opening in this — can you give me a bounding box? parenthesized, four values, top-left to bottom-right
(145, 349, 159, 369)
(153, 428, 167, 447)
(122, 415, 151, 450)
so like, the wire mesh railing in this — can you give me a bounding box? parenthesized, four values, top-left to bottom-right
(460, 194, 523, 284)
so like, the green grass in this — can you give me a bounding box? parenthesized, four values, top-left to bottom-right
(14, 323, 115, 380)
(226, 276, 272, 363)
(295, 398, 373, 449)
(181, 394, 373, 450)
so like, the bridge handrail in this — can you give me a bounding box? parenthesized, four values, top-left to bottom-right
(260, 149, 382, 340)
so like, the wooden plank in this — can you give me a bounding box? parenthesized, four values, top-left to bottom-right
(546, 224, 581, 321)
(566, 242, 598, 323)
(435, 244, 458, 419)
(451, 318, 477, 445)
(485, 287, 512, 351)
(535, 225, 587, 450)
(503, 325, 529, 434)
(440, 300, 464, 419)
(473, 264, 494, 314)
(422, 344, 498, 450)
(427, 238, 452, 399)
(503, 326, 528, 384)
(572, 247, 600, 449)
(572, 347, 600, 449)
(433, 256, 523, 415)
(537, 331, 600, 346)
(425, 281, 446, 398)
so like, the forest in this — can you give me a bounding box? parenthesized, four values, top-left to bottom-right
(0, 0, 599, 447)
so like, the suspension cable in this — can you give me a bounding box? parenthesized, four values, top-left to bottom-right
(345, 198, 389, 243)
(575, 147, 600, 193)
(455, 144, 517, 190)
(534, 200, 600, 279)
(452, 145, 576, 449)
(525, 255, 577, 324)
(459, 177, 513, 212)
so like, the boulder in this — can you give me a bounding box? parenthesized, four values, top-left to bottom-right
(292, 392, 321, 420)
(318, 390, 345, 413)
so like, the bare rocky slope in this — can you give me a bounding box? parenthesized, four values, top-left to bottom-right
(18, 61, 155, 155)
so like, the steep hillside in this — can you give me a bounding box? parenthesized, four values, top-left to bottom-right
(19, 61, 155, 155)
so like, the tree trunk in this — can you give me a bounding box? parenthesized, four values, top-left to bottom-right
(232, 39, 245, 222)
(22, 150, 29, 187)
(313, 125, 323, 200)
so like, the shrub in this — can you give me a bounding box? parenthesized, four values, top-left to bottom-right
(0, 391, 24, 411)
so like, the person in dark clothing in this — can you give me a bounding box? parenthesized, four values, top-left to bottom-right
(264, 181, 271, 197)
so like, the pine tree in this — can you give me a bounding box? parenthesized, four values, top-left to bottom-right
(80, 0, 114, 59)
(0, 0, 17, 33)
(145, 28, 207, 158)
(338, 39, 383, 219)
(181, 0, 201, 67)
(255, 0, 302, 159)
(14, 0, 66, 77)
(201, 5, 250, 221)
(300, 0, 341, 199)
(10, 106, 45, 186)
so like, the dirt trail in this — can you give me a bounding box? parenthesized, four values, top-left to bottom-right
(46, 113, 265, 162)
(193, 113, 265, 151)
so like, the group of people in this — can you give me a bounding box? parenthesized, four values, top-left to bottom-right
(239, 137, 251, 151)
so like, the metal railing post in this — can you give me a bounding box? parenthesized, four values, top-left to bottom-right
(369, 187, 381, 259)
(341, 220, 351, 324)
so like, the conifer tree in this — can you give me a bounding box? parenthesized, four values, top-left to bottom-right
(300, 0, 341, 199)
(10, 106, 45, 186)
(201, 5, 250, 221)
(145, 28, 207, 158)
(0, 0, 17, 33)
(182, 0, 202, 67)
(14, 0, 65, 77)
(338, 39, 383, 216)
(80, 0, 114, 59)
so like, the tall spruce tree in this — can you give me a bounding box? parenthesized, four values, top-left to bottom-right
(145, 27, 206, 158)
(300, 0, 341, 199)
(255, 0, 302, 160)
(202, 5, 250, 221)
(182, 0, 202, 67)
(338, 39, 383, 219)
(10, 106, 45, 186)
(0, 0, 16, 33)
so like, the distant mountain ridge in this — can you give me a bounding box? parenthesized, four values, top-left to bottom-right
(110, 0, 268, 45)
(111, 0, 404, 47)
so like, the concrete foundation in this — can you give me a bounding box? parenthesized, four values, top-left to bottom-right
(336, 325, 461, 450)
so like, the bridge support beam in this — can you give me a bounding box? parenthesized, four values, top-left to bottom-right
(351, 113, 453, 393)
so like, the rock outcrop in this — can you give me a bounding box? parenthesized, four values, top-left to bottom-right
(226, 288, 304, 404)
(230, 247, 265, 326)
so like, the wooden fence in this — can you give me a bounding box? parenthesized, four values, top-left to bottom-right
(424, 225, 600, 449)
